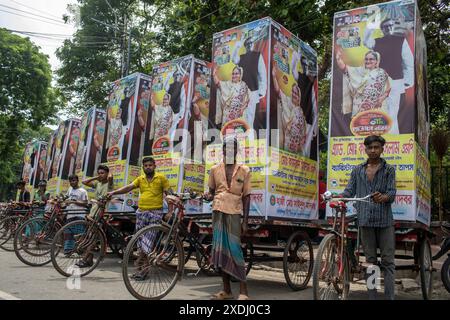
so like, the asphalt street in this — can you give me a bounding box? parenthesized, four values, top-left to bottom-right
(0, 248, 448, 300)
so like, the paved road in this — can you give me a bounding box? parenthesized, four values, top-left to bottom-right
(1, 249, 448, 300)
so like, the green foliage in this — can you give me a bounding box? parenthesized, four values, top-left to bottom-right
(0, 29, 58, 200)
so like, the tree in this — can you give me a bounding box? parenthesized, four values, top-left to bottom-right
(0, 29, 59, 200)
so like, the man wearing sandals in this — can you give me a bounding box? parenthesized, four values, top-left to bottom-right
(76, 165, 114, 268)
(204, 136, 252, 300)
(107, 156, 170, 280)
(339, 135, 396, 300)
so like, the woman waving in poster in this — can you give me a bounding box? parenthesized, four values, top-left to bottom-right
(272, 64, 307, 154)
(149, 92, 174, 142)
(213, 65, 250, 131)
(336, 47, 391, 119)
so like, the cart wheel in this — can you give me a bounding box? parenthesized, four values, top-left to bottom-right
(419, 237, 433, 300)
(441, 256, 450, 293)
(283, 231, 314, 291)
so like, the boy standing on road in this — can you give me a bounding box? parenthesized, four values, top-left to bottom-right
(82, 165, 114, 218)
(339, 135, 397, 300)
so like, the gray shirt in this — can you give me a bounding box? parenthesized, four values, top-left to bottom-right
(342, 158, 396, 227)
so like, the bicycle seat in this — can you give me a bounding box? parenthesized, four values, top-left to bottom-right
(329, 201, 347, 209)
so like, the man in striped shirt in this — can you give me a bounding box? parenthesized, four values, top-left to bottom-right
(340, 135, 396, 300)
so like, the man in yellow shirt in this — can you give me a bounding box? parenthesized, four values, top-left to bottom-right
(204, 135, 252, 300)
(107, 156, 170, 279)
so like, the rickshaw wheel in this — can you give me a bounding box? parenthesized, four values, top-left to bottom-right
(283, 231, 314, 291)
(419, 237, 433, 300)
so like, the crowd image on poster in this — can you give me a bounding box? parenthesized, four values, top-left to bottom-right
(330, 0, 416, 137)
(210, 18, 269, 140)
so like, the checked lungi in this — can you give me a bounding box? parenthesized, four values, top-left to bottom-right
(210, 211, 246, 282)
(63, 217, 85, 253)
(135, 208, 164, 254)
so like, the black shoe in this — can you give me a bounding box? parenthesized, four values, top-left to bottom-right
(75, 260, 93, 268)
(131, 271, 148, 281)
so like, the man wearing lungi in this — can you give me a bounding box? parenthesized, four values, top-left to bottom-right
(205, 136, 252, 300)
(107, 156, 170, 280)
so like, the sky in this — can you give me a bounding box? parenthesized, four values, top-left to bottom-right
(0, 0, 79, 126)
(0, 0, 78, 72)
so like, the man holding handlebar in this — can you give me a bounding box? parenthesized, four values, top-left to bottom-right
(107, 156, 171, 280)
(338, 135, 397, 300)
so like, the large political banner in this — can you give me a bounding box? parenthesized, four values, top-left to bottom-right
(207, 18, 319, 220)
(21, 141, 41, 187)
(328, 0, 430, 224)
(75, 107, 106, 197)
(21, 141, 47, 198)
(182, 59, 212, 214)
(45, 119, 81, 196)
(330, 0, 416, 138)
(203, 139, 267, 217)
(143, 55, 194, 199)
(267, 21, 319, 220)
(415, 141, 431, 225)
(101, 72, 151, 211)
(328, 133, 416, 220)
(210, 18, 269, 139)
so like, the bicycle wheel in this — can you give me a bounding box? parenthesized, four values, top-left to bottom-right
(14, 217, 60, 266)
(0, 215, 21, 251)
(51, 220, 106, 277)
(419, 237, 433, 300)
(312, 233, 350, 300)
(283, 231, 314, 291)
(122, 224, 184, 300)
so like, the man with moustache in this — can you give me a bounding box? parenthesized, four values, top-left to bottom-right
(107, 156, 170, 280)
(204, 136, 252, 300)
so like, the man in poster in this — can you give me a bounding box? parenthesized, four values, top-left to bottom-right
(291, 49, 318, 158)
(164, 65, 187, 135)
(232, 35, 267, 137)
(363, 13, 414, 134)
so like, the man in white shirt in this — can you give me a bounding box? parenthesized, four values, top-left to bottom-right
(65, 175, 89, 220)
(64, 175, 88, 254)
